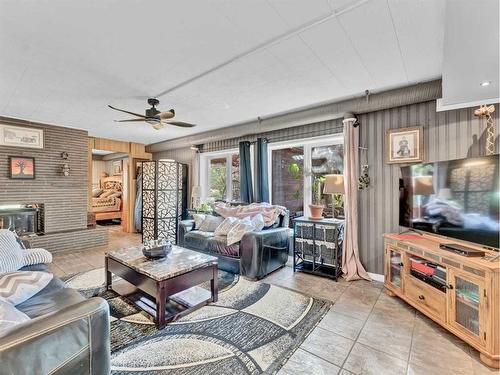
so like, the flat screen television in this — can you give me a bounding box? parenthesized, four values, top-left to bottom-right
(399, 154, 500, 249)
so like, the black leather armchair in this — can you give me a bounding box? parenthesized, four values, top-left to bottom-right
(179, 212, 290, 279)
(0, 263, 110, 375)
(0, 297, 110, 375)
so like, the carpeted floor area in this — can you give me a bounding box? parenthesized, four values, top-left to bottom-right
(64, 268, 331, 374)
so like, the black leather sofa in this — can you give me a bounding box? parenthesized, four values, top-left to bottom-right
(178, 211, 290, 279)
(0, 263, 110, 374)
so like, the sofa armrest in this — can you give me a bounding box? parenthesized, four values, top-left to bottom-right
(0, 297, 110, 375)
(239, 228, 290, 280)
(178, 220, 195, 246)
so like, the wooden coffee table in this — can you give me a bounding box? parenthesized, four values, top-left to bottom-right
(105, 245, 218, 329)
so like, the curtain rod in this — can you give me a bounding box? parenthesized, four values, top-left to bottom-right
(200, 126, 344, 153)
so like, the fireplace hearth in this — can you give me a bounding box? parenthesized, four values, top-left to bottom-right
(0, 204, 44, 236)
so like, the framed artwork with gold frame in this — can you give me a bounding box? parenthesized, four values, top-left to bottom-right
(385, 126, 424, 164)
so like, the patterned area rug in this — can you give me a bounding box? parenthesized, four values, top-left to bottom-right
(64, 268, 331, 375)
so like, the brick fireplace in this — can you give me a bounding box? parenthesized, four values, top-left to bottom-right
(0, 117, 108, 252)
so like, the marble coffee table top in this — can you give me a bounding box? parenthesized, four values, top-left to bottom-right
(106, 245, 218, 281)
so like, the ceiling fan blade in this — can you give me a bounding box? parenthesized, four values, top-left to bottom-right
(114, 119, 146, 122)
(159, 110, 175, 120)
(108, 105, 147, 119)
(165, 121, 196, 128)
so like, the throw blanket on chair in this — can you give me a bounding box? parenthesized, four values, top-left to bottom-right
(0, 230, 52, 274)
(213, 202, 286, 226)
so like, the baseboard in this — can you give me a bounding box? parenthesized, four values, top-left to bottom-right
(368, 272, 384, 282)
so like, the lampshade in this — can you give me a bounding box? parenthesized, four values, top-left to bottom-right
(323, 174, 345, 194)
(413, 176, 434, 195)
(191, 185, 201, 198)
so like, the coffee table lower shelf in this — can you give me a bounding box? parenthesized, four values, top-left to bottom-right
(105, 257, 218, 329)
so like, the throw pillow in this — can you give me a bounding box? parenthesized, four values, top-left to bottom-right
(99, 190, 116, 198)
(0, 299, 30, 336)
(21, 248, 53, 267)
(251, 214, 265, 232)
(92, 188, 104, 198)
(192, 214, 206, 230)
(227, 217, 255, 245)
(0, 271, 53, 306)
(214, 217, 239, 236)
(0, 230, 24, 274)
(198, 215, 224, 232)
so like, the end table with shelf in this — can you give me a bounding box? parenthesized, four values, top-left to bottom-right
(292, 216, 344, 281)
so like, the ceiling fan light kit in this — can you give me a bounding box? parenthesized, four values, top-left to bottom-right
(108, 99, 195, 130)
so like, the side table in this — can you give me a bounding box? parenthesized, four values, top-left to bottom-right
(292, 216, 344, 281)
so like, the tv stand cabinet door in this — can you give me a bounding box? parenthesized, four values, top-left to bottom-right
(385, 245, 404, 294)
(448, 268, 487, 347)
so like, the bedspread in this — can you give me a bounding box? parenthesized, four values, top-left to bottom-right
(92, 196, 121, 213)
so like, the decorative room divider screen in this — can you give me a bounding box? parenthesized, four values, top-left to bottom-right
(142, 160, 183, 243)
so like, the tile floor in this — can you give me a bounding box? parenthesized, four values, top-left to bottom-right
(49, 227, 497, 375)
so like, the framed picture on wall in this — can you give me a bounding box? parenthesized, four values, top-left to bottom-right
(0, 124, 44, 149)
(385, 126, 424, 164)
(9, 156, 35, 179)
(112, 160, 122, 175)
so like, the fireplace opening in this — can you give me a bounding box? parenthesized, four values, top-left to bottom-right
(0, 204, 44, 236)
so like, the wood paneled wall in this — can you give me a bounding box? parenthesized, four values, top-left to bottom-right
(88, 137, 152, 232)
(358, 101, 499, 274)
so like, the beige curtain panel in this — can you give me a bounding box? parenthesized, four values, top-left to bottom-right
(342, 117, 370, 281)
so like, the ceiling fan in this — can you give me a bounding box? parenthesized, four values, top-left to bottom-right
(108, 98, 196, 130)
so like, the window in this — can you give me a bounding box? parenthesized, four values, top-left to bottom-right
(310, 144, 344, 216)
(271, 147, 304, 219)
(200, 149, 240, 202)
(269, 135, 344, 219)
(209, 157, 227, 200)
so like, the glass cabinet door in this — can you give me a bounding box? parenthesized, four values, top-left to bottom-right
(449, 269, 485, 344)
(386, 247, 403, 291)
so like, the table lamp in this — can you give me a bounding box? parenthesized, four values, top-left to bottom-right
(323, 174, 345, 218)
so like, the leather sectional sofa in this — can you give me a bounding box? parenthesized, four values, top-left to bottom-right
(178, 211, 290, 279)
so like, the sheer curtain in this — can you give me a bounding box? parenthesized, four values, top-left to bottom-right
(342, 115, 370, 281)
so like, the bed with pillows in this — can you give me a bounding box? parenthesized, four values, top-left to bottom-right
(91, 176, 123, 221)
(178, 203, 290, 279)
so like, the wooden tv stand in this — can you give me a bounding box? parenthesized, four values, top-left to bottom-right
(384, 233, 499, 368)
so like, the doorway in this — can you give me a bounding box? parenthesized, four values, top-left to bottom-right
(90, 149, 128, 231)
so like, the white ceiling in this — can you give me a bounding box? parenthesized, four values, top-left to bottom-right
(0, 0, 447, 145)
(441, 0, 499, 107)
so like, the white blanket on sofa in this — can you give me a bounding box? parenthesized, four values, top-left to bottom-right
(213, 202, 286, 227)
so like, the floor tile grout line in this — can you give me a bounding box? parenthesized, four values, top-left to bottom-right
(317, 312, 365, 341)
(337, 287, 383, 371)
(404, 309, 418, 375)
(298, 347, 344, 370)
(348, 300, 418, 366)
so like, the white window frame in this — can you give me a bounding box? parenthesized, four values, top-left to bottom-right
(200, 148, 239, 201)
(267, 134, 344, 216)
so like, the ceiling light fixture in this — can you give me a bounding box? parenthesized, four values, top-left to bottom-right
(480, 81, 491, 87)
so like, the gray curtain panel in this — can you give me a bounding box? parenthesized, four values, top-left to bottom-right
(255, 137, 269, 203)
(239, 141, 254, 203)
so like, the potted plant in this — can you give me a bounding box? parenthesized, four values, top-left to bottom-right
(309, 176, 324, 219)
